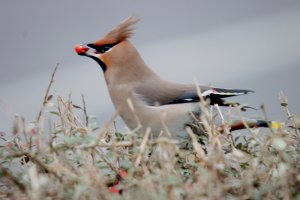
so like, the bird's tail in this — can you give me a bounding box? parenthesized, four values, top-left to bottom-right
(219, 119, 281, 133)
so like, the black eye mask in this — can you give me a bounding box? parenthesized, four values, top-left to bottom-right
(87, 43, 118, 54)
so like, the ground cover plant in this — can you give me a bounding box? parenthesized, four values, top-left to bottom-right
(1, 66, 300, 199)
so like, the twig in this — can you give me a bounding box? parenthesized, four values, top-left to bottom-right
(215, 105, 235, 147)
(194, 78, 214, 141)
(20, 116, 29, 144)
(260, 104, 275, 135)
(126, 98, 142, 130)
(37, 63, 59, 121)
(279, 91, 299, 136)
(0, 166, 26, 192)
(186, 126, 206, 160)
(214, 104, 225, 124)
(234, 107, 255, 135)
(57, 96, 86, 130)
(193, 78, 205, 103)
(279, 91, 292, 117)
(81, 94, 89, 127)
(110, 140, 134, 147)
(6, 152, 62, 181)
(134, 128, 151, 167)
(96, 148, 122, 179)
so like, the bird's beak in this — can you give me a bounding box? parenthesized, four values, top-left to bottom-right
(74, 43, 107, 71)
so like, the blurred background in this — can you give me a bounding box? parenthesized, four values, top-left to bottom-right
(1, 1, 300, 133)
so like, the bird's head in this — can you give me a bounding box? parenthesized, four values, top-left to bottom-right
(75, 17, 140, 72)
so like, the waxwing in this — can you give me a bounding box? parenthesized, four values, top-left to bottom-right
(75, 17, 270, 141)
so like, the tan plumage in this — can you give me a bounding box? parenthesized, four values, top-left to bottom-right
(94, 17, 139, 46)
(75, 17, 262, 141)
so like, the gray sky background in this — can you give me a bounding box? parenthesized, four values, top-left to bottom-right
(1, 1, 300, 133)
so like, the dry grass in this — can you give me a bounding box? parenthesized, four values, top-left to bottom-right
(0, 67, 300, 200)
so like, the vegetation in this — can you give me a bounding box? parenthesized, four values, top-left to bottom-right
(1, 66, 300, 199)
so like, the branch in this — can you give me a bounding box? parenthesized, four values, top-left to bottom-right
(37, 63, 59, 121)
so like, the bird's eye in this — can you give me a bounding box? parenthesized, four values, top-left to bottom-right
(99, 45, 112, 53)
(87, 43, 117, 54)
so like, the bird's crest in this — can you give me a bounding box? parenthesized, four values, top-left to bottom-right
(94, 17, 140, 46)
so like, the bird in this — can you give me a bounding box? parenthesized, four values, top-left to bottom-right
(74, 17, 271, 142)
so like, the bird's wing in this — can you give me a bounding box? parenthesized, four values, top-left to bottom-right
(165, 87, 254, 107)
(134, 80, 253, 107)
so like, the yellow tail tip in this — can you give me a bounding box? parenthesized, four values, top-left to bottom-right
(271, 121, 282, 129)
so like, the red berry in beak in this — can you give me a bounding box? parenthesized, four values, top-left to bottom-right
(74, 44, 89, 54)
